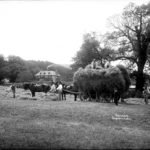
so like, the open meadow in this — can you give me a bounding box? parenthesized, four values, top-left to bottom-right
(0, 85, 150, 149)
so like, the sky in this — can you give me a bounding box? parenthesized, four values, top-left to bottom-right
(0, 0, 149, 65)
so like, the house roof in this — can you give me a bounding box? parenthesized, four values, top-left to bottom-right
(35, 71, 60, 77)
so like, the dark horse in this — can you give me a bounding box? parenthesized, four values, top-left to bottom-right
(62, 84, 79, 101)
(23, 83, 50, 97)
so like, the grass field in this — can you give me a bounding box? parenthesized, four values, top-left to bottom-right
(0, 85, 150, 149)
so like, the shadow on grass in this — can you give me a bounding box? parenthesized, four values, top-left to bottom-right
(120, 102, 140, 106)
(76, 100, 142, 106)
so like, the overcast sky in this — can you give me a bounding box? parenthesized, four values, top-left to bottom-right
(0, 0, 149, 65)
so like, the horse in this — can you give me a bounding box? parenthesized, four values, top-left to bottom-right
(62, 84, 79, 101)
(23, 83, 50, 97)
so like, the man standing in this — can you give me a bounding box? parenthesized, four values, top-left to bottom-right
(91, 59, 96, 69)
(113, 88, 120, 106)
(10, 84, 16, 98)
(57, 82, 63, 100)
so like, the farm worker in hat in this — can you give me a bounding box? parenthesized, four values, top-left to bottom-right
(57, 82, 63, 100)
(11, 83, 16, 98)
(91, 59, 101, 69)
(91, 59, 96, 69)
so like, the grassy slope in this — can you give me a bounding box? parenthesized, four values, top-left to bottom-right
(0, 86, 150, 149)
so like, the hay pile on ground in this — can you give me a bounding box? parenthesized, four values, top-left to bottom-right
(0, 86, 59, 101)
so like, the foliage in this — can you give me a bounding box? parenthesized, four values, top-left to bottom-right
(0, 54, 73, 83)
(71, 33, 114, 71)
(24, 60, 53, 81)
(47, 64, 73, 81)
(7, 56, 26, 82)
(106, 2, 150, 92)
(0, 55, 8, 82)
(16, 71, 34, 82)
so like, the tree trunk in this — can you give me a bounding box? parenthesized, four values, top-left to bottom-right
(136, 62, 145, 92)
(136, 71, 144, 92)
(135, 31, 148, 93)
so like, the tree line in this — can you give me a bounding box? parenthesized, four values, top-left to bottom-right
(0, 55, 74, 83)
(0, 55, 52, 83)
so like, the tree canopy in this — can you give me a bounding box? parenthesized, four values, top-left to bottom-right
(106, 2, 150, 92)
(71, 33, 114, 71)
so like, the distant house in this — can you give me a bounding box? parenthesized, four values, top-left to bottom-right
(35, 70, 60, 83)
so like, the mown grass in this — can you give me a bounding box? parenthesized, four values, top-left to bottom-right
(0, 86, 150, 149)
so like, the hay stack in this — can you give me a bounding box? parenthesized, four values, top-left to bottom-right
(73, 65, 131, 101)
(116, 65, 131, 92)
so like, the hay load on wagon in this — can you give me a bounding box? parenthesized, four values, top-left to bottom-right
(73, 65, 131, 104)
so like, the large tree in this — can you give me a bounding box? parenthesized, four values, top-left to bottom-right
(71, 33, 114, 71)
(7, 55, 26, 82)
(107, 2, 150, 92)
(0, 55, 8, 83)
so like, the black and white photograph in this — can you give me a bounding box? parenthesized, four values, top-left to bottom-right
(0, 0, 150, 149)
